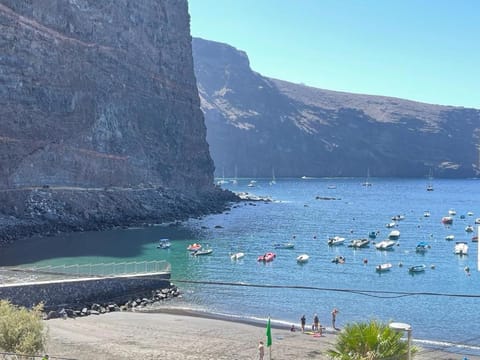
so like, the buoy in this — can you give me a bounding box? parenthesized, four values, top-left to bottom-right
(430, 264, 435, 269)
(398, 262, 403, 267)
(363, 258, 368, 264)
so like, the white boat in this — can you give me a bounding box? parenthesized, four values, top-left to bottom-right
(409, 264, 426, 273)
(467, 211, 474, 216)
(348, 238, 370, 248)
(296, 254, 309, 263)
(192, 248, 213, 256)
(415, 242, 429, 253)
(327, 236, 346, 246)
(465, 225, 474, 233)
(448, 209, 457, 216)
(441, 216, 453, 224)
(423, 211, 431, 217)
(216, 168, 229, 185)
(375, 240, 396, 250)
(273, 242, 295, 249)
(454, 242, 468, 255)
(475, 218, 480, 225)
(386, 222, 396, 228)
(247, 180, 257, 187)
(445, 235, 455, 241)
(391, 215, 405, 221)
(157, 238, 171, 249)
(375, 263, 393, 272)
(230, 252, 245, 260)
(426, 169, 434, 191)
(388, 230, 400, 240)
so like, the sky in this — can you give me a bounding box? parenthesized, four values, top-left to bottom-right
(188, 0, 480, 109)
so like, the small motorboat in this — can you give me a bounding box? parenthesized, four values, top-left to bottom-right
(368, 231, 378, 239)
(423, 211, 431, 217)
(445, 235, 455, 241)
(475, 218, 480, 225)
(258, 252, 276, 262)
(465, 225, 474, 233)
(472, 236, 478, 243)
(247, 180, 257, 187)
(375, 263, 393, 272)
(230, 252, 245, 260)
(192, 248, 213, 256)
(391, 215, 405, 221)
(327, 236, 345, 246)
(348, 238, 370, 248)
(187, 243, 202, 251)
(331, 256, 346, 264)
(415, 242, 429, 253)
(388, 230, 401, 240)
(454, 242, 468, 255)
(448, 209, 457, 216)
(375, 240, 396, 250)
(441, 216, 453, 224)
(273, 242, 295, 249)
(409, 264, 426, 273)
(296, 254, 309, 263)
(386, 222, 396, 228)
(157, 238, 171, 249)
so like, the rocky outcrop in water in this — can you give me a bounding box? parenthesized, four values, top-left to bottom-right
(193, 37, 480, 178)
(0, 2, 237, 242)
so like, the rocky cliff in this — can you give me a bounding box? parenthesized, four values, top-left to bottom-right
(0, 2, 236, 242)
(193, 37, 480, 178)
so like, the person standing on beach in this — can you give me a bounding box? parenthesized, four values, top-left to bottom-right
(313, 314, 319, 331)
(258, 341, 264, 360)
(300, 314, 306, 332)
(331, 308, 339, 330)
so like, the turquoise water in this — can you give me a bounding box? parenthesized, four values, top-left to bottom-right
(1, 178, 480, 353)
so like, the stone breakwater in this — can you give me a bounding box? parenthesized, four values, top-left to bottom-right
(0, 271, 176, 317)
(0, 186, 239, 245)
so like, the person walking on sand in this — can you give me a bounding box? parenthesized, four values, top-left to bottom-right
(332, 308, 339, 330)
(313, 313, 319, 332)
(258, 340, 265, 360)
(300, 314, 306, 332)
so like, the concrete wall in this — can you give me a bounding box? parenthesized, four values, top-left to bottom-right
(0, 272, 171, 310)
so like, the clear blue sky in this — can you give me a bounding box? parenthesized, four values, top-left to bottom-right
(188, 0, 480, 109)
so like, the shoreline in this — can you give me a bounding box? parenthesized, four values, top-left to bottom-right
(45, 308, 480, 360)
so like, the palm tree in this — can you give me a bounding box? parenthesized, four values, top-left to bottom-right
(327, 320, 417, 360)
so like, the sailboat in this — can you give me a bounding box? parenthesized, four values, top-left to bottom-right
(269, 168, 276, 185)
(426, 168, 434, 191)
(216, 167, 229, 185)
(231, 165, 238, 185)
(362, 169, 372, 187)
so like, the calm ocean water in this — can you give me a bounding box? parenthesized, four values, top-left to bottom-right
(1, 178, 480, 353)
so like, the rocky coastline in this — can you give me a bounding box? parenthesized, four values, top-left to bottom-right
(0, 186, 239, 246)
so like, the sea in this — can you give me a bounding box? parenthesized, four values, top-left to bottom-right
(1, 177, 480, 356)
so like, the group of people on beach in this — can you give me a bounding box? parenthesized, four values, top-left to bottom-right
(298, 308, 340, 334)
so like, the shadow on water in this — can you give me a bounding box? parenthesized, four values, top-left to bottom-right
(0, 223, 201, 266)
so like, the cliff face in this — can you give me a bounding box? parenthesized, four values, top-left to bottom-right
(0, 2, 238, 242)
(193, 37, 480, 178)
(0, 0, 213, 191)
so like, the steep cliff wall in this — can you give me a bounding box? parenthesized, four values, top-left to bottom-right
(0, 2, 236, 242)
(193, 37, 480, 178)
(0, 0, 213, 190)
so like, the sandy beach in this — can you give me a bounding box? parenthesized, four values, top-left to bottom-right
(44, 309, 479, 360)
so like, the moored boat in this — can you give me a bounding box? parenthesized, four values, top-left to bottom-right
(273, 242, 295, 249)
(388, 230, 400, 240)
(192, 248, 213, 256)
(423, 211, 431, 217)
(375, 240, 396, 250)
(445, 234, 455, 241)
(448, 209, 457, 216)
(157, 238, 171, 249)
(415, 242, 429, 253)
(331, 255, 346, 264)
(454, 242, 468, 255)
(409, 264, 426, 273)
(441, 216, 453, 225)
(475, 218, 480, 225)
(465, 225, 474, 233)
(230, 252, 245, 260)
(375, 263, 393, 272)
(187, 243, 202, 251)
(258, 252, 276, 262)
(348, 238, 370, 248)
(328, 236, 346, 246)
(296, 254, 309, 263)
(368, 231, 378, 239)
(386, 222, 396, 228)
